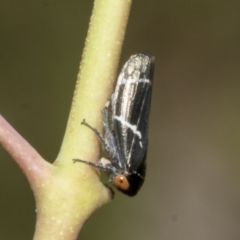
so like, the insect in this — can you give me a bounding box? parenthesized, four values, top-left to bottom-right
(73, 52, 154, 196)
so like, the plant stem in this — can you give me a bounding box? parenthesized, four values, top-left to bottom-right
(0, 0, 132, 239)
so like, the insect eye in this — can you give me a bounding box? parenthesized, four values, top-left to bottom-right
(113, 174, 130, 190)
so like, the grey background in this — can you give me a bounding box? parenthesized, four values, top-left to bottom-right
(1, 0, 240, 239)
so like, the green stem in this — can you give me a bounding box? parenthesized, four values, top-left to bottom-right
(58, 0, 132, 164)
(33, 0, 132, 239)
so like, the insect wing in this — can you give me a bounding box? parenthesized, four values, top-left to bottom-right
(111, 53, 154, 171)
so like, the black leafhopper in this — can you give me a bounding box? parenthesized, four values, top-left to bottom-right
(73, 52, 154, 196)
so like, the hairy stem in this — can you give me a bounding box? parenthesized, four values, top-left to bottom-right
(0, 0, 132, 239)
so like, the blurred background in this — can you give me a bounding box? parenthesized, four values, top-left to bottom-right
(1, 0, 240, 239)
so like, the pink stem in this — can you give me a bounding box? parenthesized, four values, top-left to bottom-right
(0, 115, 52, 189)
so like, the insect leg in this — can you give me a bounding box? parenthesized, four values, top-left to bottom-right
(73, 158, 116, 173)
(81, 119, 111, 153)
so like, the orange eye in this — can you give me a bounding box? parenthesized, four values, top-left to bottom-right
(113, 174, 130, 190)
